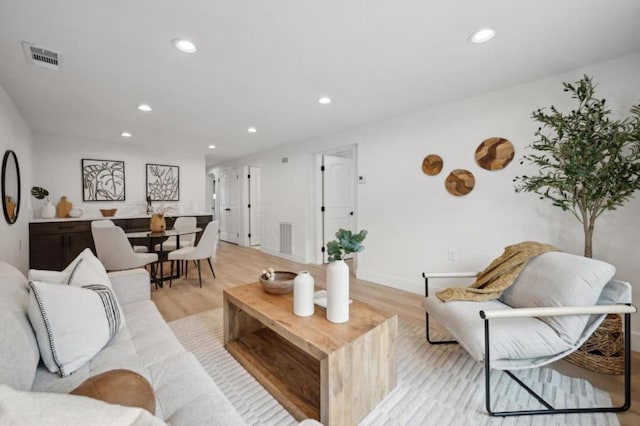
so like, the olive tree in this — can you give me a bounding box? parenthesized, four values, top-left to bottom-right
(515, 76, 640, 257)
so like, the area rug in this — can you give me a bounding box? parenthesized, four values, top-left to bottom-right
(169, 309, 619, 426)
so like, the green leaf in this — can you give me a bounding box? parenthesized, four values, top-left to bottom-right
(31, 186, 49, 200)
(326, 228, 368, 262)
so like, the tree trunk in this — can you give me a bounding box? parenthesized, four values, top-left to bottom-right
(584, 223, 593, 258)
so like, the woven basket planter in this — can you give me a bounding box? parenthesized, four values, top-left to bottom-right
(565, 314, 625, 375)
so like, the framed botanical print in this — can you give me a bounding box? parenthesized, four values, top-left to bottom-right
(82, 159, 125, 201)
(146, 163, 179, 201)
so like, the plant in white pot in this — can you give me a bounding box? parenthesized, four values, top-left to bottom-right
(326, 228, 367, 323)
(31, 186, 55, 219)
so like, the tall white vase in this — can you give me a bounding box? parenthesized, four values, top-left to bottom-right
(293, 271, 315, 317)
(41, 201, 56, 219)
(327, 259, 349, 323)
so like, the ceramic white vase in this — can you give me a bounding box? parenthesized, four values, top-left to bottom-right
(327, 259, 349, 323)
(293, 271, 314, 317)
(41, 201, 56, 219)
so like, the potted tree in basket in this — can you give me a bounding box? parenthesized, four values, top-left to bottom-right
(515, 75, 640, 373)
(326, 228, 367, 323)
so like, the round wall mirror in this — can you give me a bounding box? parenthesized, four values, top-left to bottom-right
(2, 150, 21, 224)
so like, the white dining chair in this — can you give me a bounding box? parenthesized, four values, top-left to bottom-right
(153, 216, 197, 252)
(168, 220, 219, 288)
(92, 226, 158, 273)
(91, 219, 149, 253)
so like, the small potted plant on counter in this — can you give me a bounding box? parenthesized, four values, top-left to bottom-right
(31, 186, 55, 219)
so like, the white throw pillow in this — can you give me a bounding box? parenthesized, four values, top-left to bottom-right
(28, 248, 125, 329)
(28, 248, 99, 284)
(68, 256, 126, 329)
(27, 280, 123, 377)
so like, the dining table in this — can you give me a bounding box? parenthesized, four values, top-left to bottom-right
(125, 227, 202, 287)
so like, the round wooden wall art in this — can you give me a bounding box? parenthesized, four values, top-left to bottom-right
(445, 169, 475, 196)
(475, 137, 514, 171)
(422, 154, 443, 176)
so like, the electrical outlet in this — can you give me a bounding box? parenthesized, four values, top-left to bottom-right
(448, 249, 457, 262)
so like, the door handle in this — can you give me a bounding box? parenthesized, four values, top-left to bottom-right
(350, 211, 354, 216)
(224, 208, 231, 211)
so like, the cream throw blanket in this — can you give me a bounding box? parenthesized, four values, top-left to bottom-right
(436, 241, 559, 302)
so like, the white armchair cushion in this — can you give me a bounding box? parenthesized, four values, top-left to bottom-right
(422, 286, 571, 363)
(500, 251, 615, 344)
(27, 281, 123, 377)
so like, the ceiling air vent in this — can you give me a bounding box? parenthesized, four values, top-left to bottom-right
(22, 42, 60, 70)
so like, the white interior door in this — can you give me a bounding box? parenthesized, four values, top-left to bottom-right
(219, 168, 240, 244)
(323, 154, 356, 263)
(249, 166, 261, 246)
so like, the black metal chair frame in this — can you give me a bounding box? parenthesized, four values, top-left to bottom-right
(423, 273, 457, 345)
(422, 273, 633, 417)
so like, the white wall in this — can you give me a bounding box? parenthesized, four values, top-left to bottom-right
(214, 52, 640, 342)
(33, 134, 207, 217)
(0, 85, 34, 272)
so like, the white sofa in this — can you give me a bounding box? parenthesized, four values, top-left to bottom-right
(0, 260, 245, 425)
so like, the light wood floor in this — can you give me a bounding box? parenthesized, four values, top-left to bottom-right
(152, 242, 640, 425)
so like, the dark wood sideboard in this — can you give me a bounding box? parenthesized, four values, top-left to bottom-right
(29, 215, 213, 270)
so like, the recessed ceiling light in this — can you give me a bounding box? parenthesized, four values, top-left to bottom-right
(469, 28, 496, 44)
(208, 145, 216, 149)
(137, 104, 152, 112)
(172, 38, 197, 53)
(120, 131, 132, 138)
(247, 127, 257, 133)
(318, 96, 332, 104)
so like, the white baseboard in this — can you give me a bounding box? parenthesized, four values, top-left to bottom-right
(260, 247, 306, 264)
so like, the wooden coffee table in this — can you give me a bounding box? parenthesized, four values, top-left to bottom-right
(223, 282, 397, 425)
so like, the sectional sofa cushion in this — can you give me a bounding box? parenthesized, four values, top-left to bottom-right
(0, 263, 40, 391)
(500, 251, 616, 344)
(0, 384, 165, 426)
(27, 280, 122, 377)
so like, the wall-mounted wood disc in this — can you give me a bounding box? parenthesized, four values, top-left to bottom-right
(475, 137, 514, 170)
(422, 154, 443, 176)
(445, 169, 475, 196)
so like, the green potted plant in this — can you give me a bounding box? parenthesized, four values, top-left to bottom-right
(515, 75, 640, 258)
(515, 76, 640, 374)
(31, 186, 55, 219)
(326, 228, 367, 323)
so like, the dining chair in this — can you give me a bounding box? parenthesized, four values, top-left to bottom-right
(91, 220, 149, 253)
(168, 220, 219, 288)
(153, 216, 197, 252)
(91, 226, 158, 273)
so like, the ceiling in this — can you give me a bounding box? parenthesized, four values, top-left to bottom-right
(1, 1, 639, 166)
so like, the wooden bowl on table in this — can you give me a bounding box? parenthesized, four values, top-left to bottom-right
(259, 271, 297, 295)
(100, 208, 117, 217)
